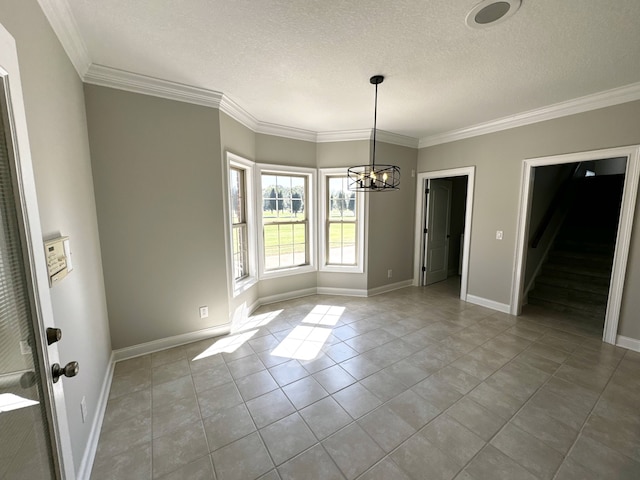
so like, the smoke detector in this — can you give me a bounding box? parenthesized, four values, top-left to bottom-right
(466, 0, 521, 29)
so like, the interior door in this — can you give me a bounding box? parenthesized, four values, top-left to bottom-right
(425, 179, 452, 285)
(0, 23, 75, 479)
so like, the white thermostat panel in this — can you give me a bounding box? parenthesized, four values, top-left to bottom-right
(45, 236, 72, 286)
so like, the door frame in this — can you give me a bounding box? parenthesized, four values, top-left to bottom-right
(0, 22, 75, 478)
(511, 145, 640, 345)
(413, 166, 475, 301)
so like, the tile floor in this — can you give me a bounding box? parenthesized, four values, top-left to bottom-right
(90, 279, 640, 480)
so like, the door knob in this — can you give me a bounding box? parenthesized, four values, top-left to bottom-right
(52, 361, 79, 383)
(46, 327, 62, 345)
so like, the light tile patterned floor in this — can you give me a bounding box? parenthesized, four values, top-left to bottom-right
(91, 279, 640, 480)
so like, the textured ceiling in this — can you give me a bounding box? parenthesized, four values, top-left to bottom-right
(67, 0, 640, 140)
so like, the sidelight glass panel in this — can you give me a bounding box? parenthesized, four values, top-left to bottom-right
(0, 82, 55, 478)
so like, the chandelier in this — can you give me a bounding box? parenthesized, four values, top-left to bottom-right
(347, 75, 400, 192)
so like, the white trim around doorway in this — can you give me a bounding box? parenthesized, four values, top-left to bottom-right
(511, 145, 640, 345)
(413, 167, 475, 301)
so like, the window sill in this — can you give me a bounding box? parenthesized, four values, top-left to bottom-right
(233, 276, 258, 297)
(259, 264, 316, 280)
(319, 265, 364, 274)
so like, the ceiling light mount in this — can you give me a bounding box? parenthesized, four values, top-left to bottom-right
(466, 0, 521, 29)
(348, 75, 400, 192)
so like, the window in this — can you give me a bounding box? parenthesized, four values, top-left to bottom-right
(258, 165, 316, 277)
(327, 176, 357, 264)
(225, 153, 257, 295)
(319, 169, 365, 272)
(262, 174, 307, 269)
(230, 167, 248, 280)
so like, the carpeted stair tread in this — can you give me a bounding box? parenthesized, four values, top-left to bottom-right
(547, 251, 614, 270)
(542, 262, 612, 279)
(552, 240, 615, 255)
(527, 296, 606, 320)
(535, 274, 609, 295)
(529, 283, 608, 305)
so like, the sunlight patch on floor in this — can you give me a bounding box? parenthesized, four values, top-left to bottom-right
(234, 309, 283, 333)
(0, 393, 38, 413)
(301, 305, 345, 326)
(192, 329, 259, 360)
(271, 305, 344, 360)
(271, 325, 333, 360)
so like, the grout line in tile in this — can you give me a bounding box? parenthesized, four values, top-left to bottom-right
(98, 284, 622, 480)
(550, 348, 628, 480)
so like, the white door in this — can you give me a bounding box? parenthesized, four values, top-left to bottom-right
(0, 23, 76, 479)
(425, 179, 452, 285)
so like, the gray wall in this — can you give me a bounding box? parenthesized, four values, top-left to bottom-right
(219, 113, 259, 316)
(316, 140, 370, 169)
(418, 100, 640, 339)
(256, 133, 317, 168)
(367, 142, 418, 289)
(85, 85, 228, 349)
(0, 0, 112, 473)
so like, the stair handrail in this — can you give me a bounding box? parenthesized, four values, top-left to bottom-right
(531, 162, 584, 248)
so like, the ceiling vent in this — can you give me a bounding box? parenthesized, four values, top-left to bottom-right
(466, 0, 521, 29)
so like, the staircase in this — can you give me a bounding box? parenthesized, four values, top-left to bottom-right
(528, 174, 624, 322)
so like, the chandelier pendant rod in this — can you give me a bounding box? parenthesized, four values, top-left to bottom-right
(347, 74, 400, 192)
(372, 80, 378, 170)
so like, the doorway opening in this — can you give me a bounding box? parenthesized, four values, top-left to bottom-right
(413, 167, 475, 301)
(512, 146, 640, 345)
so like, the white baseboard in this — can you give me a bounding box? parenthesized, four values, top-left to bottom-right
(112, 324, 231, 362)
(247, 298, 261, 315)
(316, 287, 368, 297)
(616, 335, 640, 353)
(367, 279, 413, 297)
(465, 294, 511, 314)
(78, 351, 115, 480)
(258, 287, 317, 306)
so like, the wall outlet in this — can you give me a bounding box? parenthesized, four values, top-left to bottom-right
(387, 269, 393, 278)
(80, 396, 87, 423)
(199, 306, 209, 318)
(496, 230, 503, 240)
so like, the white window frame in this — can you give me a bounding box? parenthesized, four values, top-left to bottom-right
(319, 168, 366, 273)
(257, 164, 317, 279)
(224, 152, 257, 297)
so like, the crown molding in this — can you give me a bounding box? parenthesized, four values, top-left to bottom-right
(84, 64, 224, 108)
(83, 65, 325, 143)
(376, 130, 419, 148)
(219, 95, 259, 131)
(316, 129, 418, 148)
(255, 122, 317, 142)
(33, 2, 640, 150)
(82, 65, 417, 146)
(419, 81, 640, 148)
(219, 96, 319, 142)
(37, 0, 91, 77)
(317, 129, 371, 143)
